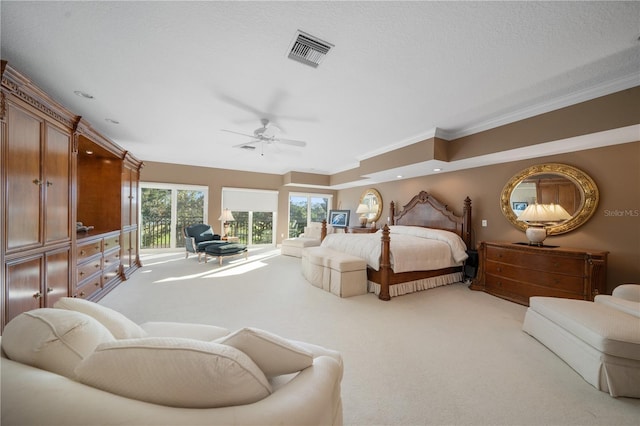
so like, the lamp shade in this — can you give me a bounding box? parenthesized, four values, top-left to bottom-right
(218, 209, 235, 222)
(356, 204, 370, 214)
(517, 203, 570, 224)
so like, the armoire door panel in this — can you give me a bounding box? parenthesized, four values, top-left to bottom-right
(45, 248, 71, 307)
(44, 124, 71, 243)
(6, 104, 43, 250)
(5, 256, 43, 324)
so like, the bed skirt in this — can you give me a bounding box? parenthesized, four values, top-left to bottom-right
(367, 272, 463, 297)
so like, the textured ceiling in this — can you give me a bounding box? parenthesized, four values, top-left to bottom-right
(2, 1, 639, 186)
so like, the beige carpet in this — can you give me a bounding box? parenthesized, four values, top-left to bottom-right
(100, 248, 640, 425)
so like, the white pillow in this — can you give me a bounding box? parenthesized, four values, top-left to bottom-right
(216, 327, 313, 377)
(75, 337, 272, 408)
(1, 308, 115, 378)
(54, 297, 146, 339)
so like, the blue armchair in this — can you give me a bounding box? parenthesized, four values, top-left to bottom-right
(184, 224, 222, 262)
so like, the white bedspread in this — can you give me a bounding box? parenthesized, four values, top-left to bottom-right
(320, 226, 468, 273)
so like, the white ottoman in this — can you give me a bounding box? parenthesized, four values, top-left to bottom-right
(281, 237, 321, 257)
(301, 247, 367, 298)
(327, 255, 367, 297)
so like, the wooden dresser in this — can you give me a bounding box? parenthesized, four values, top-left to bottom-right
(470, 241, 608, 306)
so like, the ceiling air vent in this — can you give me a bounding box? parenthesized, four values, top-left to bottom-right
(288, 31, 333, 68)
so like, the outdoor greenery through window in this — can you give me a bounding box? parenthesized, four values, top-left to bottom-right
(289, 193, 331, 237)
(231, 211, 274, 245)
(141, 184, 207, 249)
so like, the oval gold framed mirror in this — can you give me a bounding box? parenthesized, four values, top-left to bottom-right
(500, 163, 599, 235)
(359, 188, 383, 224)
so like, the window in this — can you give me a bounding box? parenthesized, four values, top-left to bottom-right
(222, 188, 278, 246)
(288, 193, 332, 237)
(140, 183, 208, 249)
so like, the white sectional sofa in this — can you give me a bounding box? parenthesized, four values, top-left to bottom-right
(523, 284, 640, 398)
(1, 298, 344, 425)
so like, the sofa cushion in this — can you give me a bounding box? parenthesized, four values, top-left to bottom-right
(75, 337, 272, 408)
(1, 308, 115, 378)
(612, 284, 640, 302)
(140, 321, 230, 340)
(529, 297, 640, 360)
(595, 295, 640, 318)
(54, 297, 146, 339)
(216, 327, 313, 377)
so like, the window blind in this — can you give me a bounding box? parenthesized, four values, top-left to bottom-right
(222, 187, 278, 212)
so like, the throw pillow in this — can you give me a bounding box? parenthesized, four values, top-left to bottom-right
(1, 308, 115, 378)
(75, 337, 272, 408)
(54, 297, 146, 339)
(215, 327, 313, 377)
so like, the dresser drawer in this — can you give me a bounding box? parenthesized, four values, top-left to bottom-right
(76, 272, 102, 299)
(487, 245, 584, 275)
(485, 261, 584, 294)
(103, 247, 121, 270)
(102, 263, 120, 286)
(486, 273, 586, 303)
(77, 240, 102, 261)
(77, 255, 102, 282)
(103, 235, 120, 251)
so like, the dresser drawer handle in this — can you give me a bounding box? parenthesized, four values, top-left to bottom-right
(80, 250, 86, 256)
(79, 271, 85, 276)
(496, 267, 502, 272)
(79, 292, 85, 297)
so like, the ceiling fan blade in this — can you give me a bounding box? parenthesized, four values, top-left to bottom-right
(221, 129, 256, 138)
(277, 138, 307, 147)
(232, 140, 260, 149)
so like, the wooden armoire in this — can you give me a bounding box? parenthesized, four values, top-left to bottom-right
(1, 61, 142, 332)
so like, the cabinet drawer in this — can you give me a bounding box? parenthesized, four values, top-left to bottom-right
(77, 255, 102, 282)
(77, 240, 102, 260)
(103, 248, 121, 270)
(102, 263, 120, 286)
(487, 245, 584, 275)
(486, 273, 586, 302)
(76, 272, 102, 299)
(103, 235, 120, 251)
(485, 261, 584, 294)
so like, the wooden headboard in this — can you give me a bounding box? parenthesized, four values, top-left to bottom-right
(389, 191, 472, 248)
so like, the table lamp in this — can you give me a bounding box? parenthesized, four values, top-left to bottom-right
(517, 203, 571, 246)
(356, 203, 370, 228)
(218, 208, 235, 237)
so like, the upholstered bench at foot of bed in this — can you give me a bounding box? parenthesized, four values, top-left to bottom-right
(523, 295, 640, 398)
(204, 243, 248, 266)
(301, 247, 367, 298)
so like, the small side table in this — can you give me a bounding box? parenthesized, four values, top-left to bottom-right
(222, 236, 240, 243)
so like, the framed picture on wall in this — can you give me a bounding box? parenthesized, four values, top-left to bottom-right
(512, 201, 528, 212)
(329, 210, 350, 228)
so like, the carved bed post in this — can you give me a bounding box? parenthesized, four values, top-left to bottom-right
(389, 201, 395, 225)
(463, 196, 472, 248)
(379, 224, 391, 301)
(321, 220, 327, 241)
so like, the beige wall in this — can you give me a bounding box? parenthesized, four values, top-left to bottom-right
(142, 141, 639, 293)
(140, 163, 336, 243)
(337, 141, 640, 293)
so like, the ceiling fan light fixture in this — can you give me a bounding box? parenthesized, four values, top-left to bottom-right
(288, 30, 333, 68)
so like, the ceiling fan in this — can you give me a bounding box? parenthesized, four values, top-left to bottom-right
(222, 119, 307, 154)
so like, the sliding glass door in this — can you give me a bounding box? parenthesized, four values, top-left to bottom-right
(288, 193, 331, 238)
(140, 183, 208, 249)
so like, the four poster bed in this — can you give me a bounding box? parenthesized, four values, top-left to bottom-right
(320, 191, 472, 300)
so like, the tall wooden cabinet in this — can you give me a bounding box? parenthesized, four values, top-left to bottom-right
(1, 61, 142, 331)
